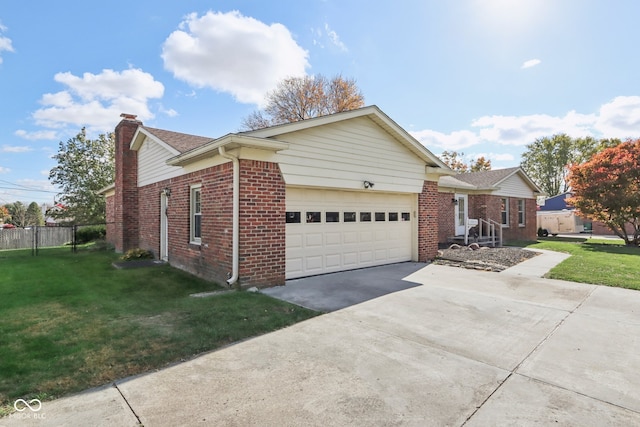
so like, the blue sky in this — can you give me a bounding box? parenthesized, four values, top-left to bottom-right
(1, 0, 639, 205)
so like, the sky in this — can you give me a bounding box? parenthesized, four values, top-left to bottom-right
(1, 0, 639, 205)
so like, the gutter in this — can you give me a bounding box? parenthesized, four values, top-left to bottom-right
(218, 146, 240, 286)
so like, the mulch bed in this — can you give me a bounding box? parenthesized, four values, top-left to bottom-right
(434, 245, 538, 272)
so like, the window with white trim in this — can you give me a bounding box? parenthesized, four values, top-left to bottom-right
(190, 185, 202, 244)
(501, 197, 509, 226)
(517, 199, 525, 226)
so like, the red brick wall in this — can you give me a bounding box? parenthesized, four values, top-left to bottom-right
(590, 220, 636, 236)
(105, 194, 116, 248)
(418, 180, 439, 261)
(437, 191, 455, 243)
(470, 195, 536, 243)
(135, 160, 285, 288)
(113, 117, 141, 253)
(238, 160, 286, 286)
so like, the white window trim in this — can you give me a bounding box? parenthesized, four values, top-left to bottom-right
(190, 184, 202, 245)
(517, 199, 526, 227)
(501, 197, 509, 227)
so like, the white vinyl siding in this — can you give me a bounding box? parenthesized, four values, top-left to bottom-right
(273, 117, 428, 193)
(494, 174, 537, 198)
(138, 138, 184, 187)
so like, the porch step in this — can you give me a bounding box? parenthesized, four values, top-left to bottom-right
(447, 236, 497, 247)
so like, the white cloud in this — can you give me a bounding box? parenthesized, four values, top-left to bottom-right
(472, 110, 596, 145)
(594, 96, 640, 139)
(162, 11, 309, 105)
(521, 58, 541, 69)
(14, 129, 58, 141)
(0, 24, 14, 64)
(411, 129, 481, 150)
(1, 145, 32, 153)
(0, 166, 10, 173)
(472, 152, 515, 162)
(324, 23, 348, 52)
(411, 95, 640, 154)
(32, 68, 164, 132)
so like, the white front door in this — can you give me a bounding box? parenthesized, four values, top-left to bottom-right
(454, 194, 467, 236)
(160, 193, 168, 261)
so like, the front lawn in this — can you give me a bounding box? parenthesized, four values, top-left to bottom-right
(0, 246, 318, 415)
(526, 238, 640, 290)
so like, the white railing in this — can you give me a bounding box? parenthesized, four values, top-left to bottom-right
(465, 218, 502, 247)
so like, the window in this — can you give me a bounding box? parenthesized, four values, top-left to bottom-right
(326, 212, 340, 222)
(501, 197, 509, 226)
(344, 212, 356, 222)
(389, 212, 398, 221)
(286, 212, 301, 223)
(190, 185, 202, 244)
(360, 212, 371, 222)
(306, 212, 321, 223)
(517, 199, 525, 226)
(375, 212, 386, 221)
(401, 212, 411, 221)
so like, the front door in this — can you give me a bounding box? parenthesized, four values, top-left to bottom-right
(454, 194, 467, 236)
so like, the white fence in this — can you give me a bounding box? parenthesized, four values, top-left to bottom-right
(0, 227, 74, 250)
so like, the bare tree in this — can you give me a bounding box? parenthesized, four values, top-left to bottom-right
(241, 74, 365, 130)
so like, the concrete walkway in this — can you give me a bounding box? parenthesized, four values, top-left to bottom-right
(3, 251, 640, 426)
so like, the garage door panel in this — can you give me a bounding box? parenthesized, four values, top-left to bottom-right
(286, 188, 414, 279)
(305, 233, 323, 247)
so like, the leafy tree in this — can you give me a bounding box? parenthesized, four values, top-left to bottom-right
(469, 156, 492, 172)
(241, 74, 365, 130)
(49, 129, 115, 224)
(5, 201, 27, 227)
(520, 134, 620, 196)
(567, 139, 640, 245)
(440, 151, 492, 173)
(26, 202, 44, 226)
(0, 205, 11, 224)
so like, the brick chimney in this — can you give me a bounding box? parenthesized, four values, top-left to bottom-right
(114, 113, 142, 252)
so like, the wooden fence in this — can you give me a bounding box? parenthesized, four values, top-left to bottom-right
(0, 227, 74, 250)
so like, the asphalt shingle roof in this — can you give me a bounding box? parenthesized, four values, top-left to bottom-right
(453, 167, 520, 189)
(142, 127, 213, 154)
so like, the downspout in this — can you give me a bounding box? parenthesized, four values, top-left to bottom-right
(218, 146, 239, 286)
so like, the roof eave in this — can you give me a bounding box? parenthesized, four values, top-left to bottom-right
(167, 135, 289, 166)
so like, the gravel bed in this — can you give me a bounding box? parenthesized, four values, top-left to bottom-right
(434, 245, 538, 272)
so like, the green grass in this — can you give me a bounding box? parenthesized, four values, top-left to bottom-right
(526, 238, 640, 290)
(0, 245, 318, 415)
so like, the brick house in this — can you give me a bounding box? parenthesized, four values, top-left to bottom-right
(437, 167, 542, 245)
(103, 106, 451, 288)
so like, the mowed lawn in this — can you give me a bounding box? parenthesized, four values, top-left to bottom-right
(0, 246, 318, 414)
(527, 238, 640, 290)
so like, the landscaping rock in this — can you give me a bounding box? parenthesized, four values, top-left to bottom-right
(434, 246, 538, 273)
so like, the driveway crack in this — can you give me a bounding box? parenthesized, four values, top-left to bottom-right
(113, 382, 143, 425)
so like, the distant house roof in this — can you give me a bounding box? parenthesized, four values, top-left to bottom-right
(539, 192, 573, 211)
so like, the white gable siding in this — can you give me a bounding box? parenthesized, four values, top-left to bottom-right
(273, 117, 427, 193)
(138, 138, 185, 187)
(493, 174, 535, 198)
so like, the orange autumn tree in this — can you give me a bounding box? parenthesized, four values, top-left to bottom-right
(567, 139, 640, 245)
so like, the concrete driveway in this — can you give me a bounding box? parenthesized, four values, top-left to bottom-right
(4, 254, 640, 426)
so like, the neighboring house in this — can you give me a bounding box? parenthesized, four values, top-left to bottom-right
(537, 192, 635, 236)
(104, 106, 452, 288)
(44, 203, 68, 227)
(437, 167, 542, 245)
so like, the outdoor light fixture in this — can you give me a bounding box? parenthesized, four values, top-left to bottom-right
(163, 187, 171, 197)
(452, 198, 458, 205)
(364, 180, 375, 189)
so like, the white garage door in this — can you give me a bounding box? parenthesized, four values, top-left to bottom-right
(286, 188, 415, 279)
